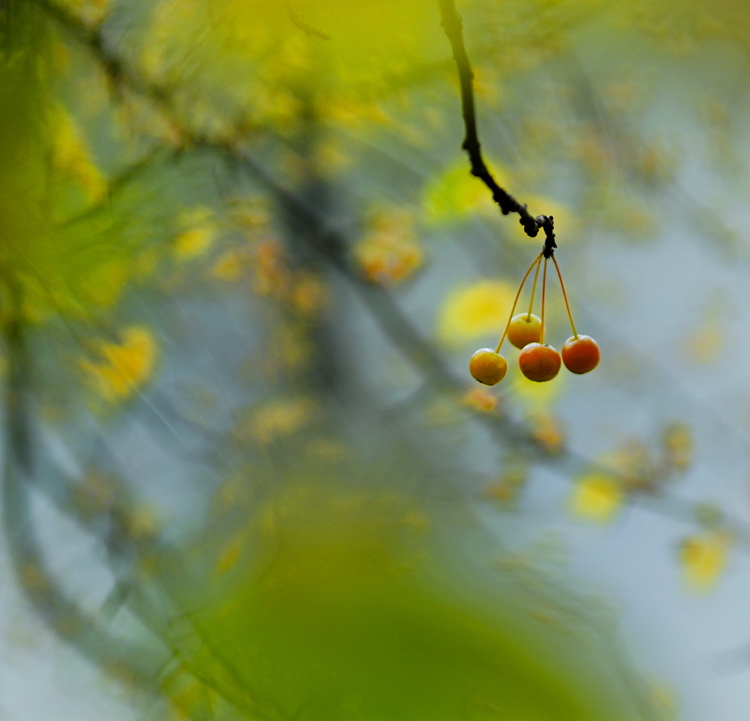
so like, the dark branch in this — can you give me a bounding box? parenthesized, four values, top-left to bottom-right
(437, 0, 556, 254)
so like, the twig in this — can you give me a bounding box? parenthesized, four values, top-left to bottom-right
(437, 0, 557, 256)
(285, 1, 330, 40)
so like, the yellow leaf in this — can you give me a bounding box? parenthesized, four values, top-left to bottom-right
(173, 207, 218, 259)
(570, 473, 623, 523)
(173, 227, 216, 259)
(529, 412, 565, 453)
(212, 249, 248, 281)
(510, 195, 578, 245)
(354, 205, 424, 285)
(51, 107, 107, 204)
(423, 157, 512, 224)
(461, 386, 499, 413)
(79, 326, 158, 401)
(234, 397, 317, 445)
(684, 320, 723, 364)
(214, 536, 243, 576)
(437, 280, 514, 345)
(679, 532, 730, 591)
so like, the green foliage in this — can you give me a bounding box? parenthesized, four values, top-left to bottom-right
(165, 471, 644, 721)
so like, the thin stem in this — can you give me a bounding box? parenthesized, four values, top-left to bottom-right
(495, 253, 542, 353)
(552, 255, 578, 338)
(438, 0, 536, 232)
(526, 257, 542, 318)
(540, 256, 549, 345)
(438, 0, 558, 251)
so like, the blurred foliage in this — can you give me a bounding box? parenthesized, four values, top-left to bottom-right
(165, 474, 640, 721)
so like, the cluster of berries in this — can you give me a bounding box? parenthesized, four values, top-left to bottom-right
(469, 251, 599, 384)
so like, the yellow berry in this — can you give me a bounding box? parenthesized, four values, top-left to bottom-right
(507, 313, 542, 349)
(469, 348, 508, 386)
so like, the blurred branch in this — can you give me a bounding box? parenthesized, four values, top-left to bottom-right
(32, 0, 750, 577)
(0, 275, 274, 715)
(33, 0, 173, 112)
(438, 0, 556, 255)
(59, 147, 172, 229)
(2, 318, 279, 718)
(1, 311, 167, 693)
(285, 1, 330, 40)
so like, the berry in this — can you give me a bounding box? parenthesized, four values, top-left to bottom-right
(561, 335, 600, 374)
(507, 313, 542, 349)
(469, 348, 508, 386)
(518, 343, 561, 382)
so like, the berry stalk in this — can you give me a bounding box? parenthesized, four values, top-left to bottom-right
(540, 256, 549, 345)
(494, 252, 543, 353)
(552, 255, 578, 339)
(526, 256, 542, 319)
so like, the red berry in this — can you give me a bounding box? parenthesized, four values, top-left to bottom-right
(518, 343, 561, 382)
(561, 335, 600, 374)
(469, 348, 508, 386)
(507, 313, 542, 349)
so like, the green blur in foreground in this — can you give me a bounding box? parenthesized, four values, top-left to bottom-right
(171, 477, 647, 721)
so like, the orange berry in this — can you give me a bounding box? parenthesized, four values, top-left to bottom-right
(561, 335, 600, 374)
(518, 343, 561, 382)
(507, 313, 542, 349)
(469, 348, 508, 386)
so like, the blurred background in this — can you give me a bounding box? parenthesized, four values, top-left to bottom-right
(3, 0, 750, 719)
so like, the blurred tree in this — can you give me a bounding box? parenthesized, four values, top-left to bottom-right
(3, 0, 750, 719)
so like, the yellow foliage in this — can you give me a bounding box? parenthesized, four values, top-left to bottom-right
(214, 536, 244, 576)
(510, 195, 578, 245)
(461, 386, 499, 413)
(422, 163, 576, 246)
(594, 440, 652, 491)
(51, 107, 107, 206)
(252, 238, 290, 296)
(662, 423, 692, 472)
(173, 227, 215, 259)
(529, 413, 565, 453)
(173, 207, 218, 259)
(235, 397, 317, 445)
(79, 326, 158, 401)
(212, 248, 248, 281)
(228, 196, 271, 229)
(684, 319, 723, 364)
(437, 280, 514, 345)
(125, 505, 161, 540)
(570, 473, 623, 523)
(81, 259, 129, 308)
(484, 468, 526, 505)
(58, 0, 111, 26)
(167, 675, 217, 721)
(143, 0, 436, 136)
(355, 206, 424, 285)
(291, 273, 328, 317)
(423, 158, 512, 224)
(679, 532, 730, 591)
